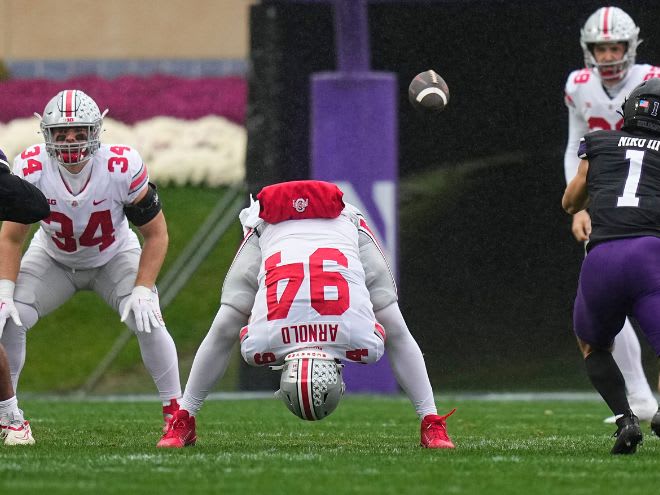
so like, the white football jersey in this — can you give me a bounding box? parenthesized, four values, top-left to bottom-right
(13, 143, 148, 269)
(241, 214, 383, 365)
(563, 64, 660, 182)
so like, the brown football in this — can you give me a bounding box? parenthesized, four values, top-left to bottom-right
(408, 70, 449, 113)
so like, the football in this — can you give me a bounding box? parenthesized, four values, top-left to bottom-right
(408, 70, 450, 113)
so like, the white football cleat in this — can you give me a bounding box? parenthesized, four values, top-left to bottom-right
(1, 412, 35, 446)
(604, 397, 659, 424)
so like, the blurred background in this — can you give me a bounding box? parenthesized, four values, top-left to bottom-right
(1, 0, 659, 396)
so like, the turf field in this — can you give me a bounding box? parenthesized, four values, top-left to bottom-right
(1, 396, 658, 495)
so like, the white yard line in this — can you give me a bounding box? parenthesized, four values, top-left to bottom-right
(17, 391, 627, 402)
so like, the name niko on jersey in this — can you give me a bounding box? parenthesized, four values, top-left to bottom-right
(618, 137, 660, 151)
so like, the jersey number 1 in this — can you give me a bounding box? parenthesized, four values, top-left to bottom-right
(617, 149, 644, 207)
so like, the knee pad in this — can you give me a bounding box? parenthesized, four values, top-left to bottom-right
(210, 305, 249, 342)
(14, 302, 38, 331)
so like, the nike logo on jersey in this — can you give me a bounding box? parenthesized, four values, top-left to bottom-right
(93, 199, 107, 205)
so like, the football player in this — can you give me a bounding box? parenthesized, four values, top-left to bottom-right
(0, 149, 49, 445)
(0, 90, 182, 440)
(563, 6, 660, 423)
(563, 78, 660, 454)
(157, 180, 456, 449)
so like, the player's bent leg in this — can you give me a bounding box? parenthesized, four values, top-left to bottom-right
(609, 319, 658, 422)
(158, 305, 248, 448)
(180, 305, 248, 416)
(373, 303, 456, 448)
(132, 326, 181, 399)
(105, 251, 182, 430)
(375, 303, 437, 418)
(7, 246, 74, 391)
(630, 294, 660, 432)
(0, 303, 38, 390)
(0, 347, 13, 400)
(131, 325, 181, 433)
(119, 297, 182, 429)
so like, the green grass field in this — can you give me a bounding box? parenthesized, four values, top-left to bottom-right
(1, 396, 658, 495)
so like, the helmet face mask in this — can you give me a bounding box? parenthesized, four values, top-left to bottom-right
(38, 90, 105, 167)
(621, 79, 660, 135)
(274, 349, 345, 421)
(580, 7, 640, 81)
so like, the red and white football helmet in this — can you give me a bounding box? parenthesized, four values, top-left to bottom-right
(37, 89, 107, 166)
(580, 6, 640, 81)
(274, 349, 345, 421)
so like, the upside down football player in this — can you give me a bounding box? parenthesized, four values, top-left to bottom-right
(0, 90, 182, 443)
(563, 6, 660, 423)
(157, 180, 456, 449)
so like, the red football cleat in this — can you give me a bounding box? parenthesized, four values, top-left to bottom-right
(162, 398, 180, 433)
(420, 408, 456, 449)
(157, 409, 197, 448)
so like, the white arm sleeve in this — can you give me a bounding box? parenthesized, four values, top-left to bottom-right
(564, 105, 588, 184)
(358, 230, 398, 311)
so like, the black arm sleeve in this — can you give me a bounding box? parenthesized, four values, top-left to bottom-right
(0, 167, 50, 224)
(123, 182, 162, 226)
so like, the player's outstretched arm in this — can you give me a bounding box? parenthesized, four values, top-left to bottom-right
(120, 184, 168, 333)
(134, 210, 168, 289)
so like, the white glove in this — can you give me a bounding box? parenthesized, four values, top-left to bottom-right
(0, 279, 22, 339)
(120, 285, 165, 333)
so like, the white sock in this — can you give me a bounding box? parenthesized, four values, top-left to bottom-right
(0, 396, 20, 420)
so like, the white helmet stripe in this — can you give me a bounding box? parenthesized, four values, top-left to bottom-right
(297, 358, 316, 420)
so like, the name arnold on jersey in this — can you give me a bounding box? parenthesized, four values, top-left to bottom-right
(280, 323, 340, 345)
(618, 137, 660, 151)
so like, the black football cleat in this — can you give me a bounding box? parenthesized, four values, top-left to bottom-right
(611, 414, 643, 455)
(651, 407, 660, 437)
